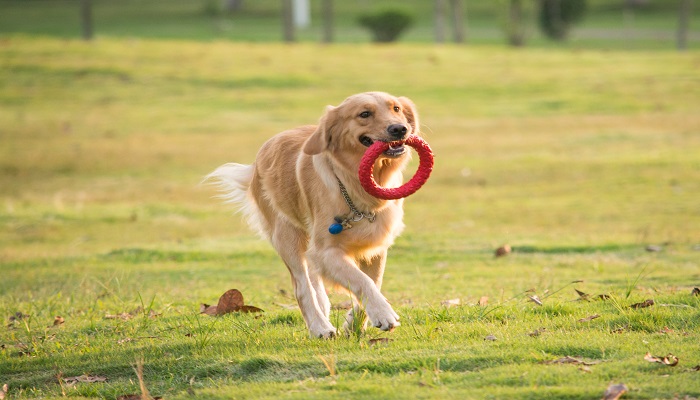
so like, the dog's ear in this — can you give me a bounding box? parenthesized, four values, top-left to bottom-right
(304, 105, 337, 155)
(398, 96, 420, 135)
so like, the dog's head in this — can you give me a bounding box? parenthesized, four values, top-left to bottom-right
(303, 92, 419, 168)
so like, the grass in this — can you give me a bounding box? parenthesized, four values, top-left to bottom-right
(1, 36, 700, 398)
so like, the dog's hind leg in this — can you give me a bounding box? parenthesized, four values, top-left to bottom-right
(272, 221, 336, 338)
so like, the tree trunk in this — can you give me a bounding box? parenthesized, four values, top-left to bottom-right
(435, 0, 446, 43)
(322, 0, 333, 43)
(282, 0, 295, 42)
(677, 0, 692, 51)
(80, 0, 93, 41)
(508, 0, 525, 46)
(450, 0, 466, 43)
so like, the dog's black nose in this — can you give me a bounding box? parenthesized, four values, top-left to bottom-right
(387, 124, 408, 139)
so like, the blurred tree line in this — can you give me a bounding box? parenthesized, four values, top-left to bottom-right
(75, 0, 693, 49)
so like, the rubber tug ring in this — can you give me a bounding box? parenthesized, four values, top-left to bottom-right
(358, 135, 434, 200)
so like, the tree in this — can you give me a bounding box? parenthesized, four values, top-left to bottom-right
(282, 0, 295, 42)
(538, 0, 587, 41)
(81, 0, 93, 41)
(677, 0, 692, 51)
(507, 0, 526, 46)
(434, 0, 466, 43)
(358, 9, 414, 43)
(322, 0, 333, 43)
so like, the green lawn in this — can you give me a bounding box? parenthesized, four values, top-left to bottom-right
(1, 36, 700, 399)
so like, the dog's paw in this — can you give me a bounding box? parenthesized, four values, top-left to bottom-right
(309, 323, 337, 339)
(366, 305, 400, 331)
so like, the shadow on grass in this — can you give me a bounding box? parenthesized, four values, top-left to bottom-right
(512, 244, 638, 255)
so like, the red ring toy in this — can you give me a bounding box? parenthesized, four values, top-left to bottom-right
(359, 135, 434, 200)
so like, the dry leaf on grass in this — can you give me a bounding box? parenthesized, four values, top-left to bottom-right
(105, 307, 160, 320)
(368, 338, 393, 347)
(644, 352, 679, 367)
(441, 298, 460, 307)
(528, 328, 547, 337)
(527, 295, 543, 306)
(602, 383, 628, 400)
(52, 316, 65, 327)
(630, 299, 654, 309)
(543, 356, 599, 366)
(495, 245, 511, 257)
(575, 289, 590, 301)
(484, 334, 497, 341)
(478, 296, 489, 306)
(578, 314, 601, 323)
(200, 289, 264, 316)
(0, 384, 7, 400)
(692, 287, 700, 296)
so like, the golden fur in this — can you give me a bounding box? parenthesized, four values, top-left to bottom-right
(208, 92, 419, 338)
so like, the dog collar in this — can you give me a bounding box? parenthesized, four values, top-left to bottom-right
(328, 177, 376, 235)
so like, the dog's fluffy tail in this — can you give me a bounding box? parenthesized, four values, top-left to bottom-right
(205, 163, 266, 238)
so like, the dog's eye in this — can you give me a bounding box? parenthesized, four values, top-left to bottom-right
(359, 111, 372, 118)
(393, 106, 400, 112)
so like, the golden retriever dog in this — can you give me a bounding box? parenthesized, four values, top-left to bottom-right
(208, 92, 419, 338)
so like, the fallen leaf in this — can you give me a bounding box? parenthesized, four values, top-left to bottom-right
(692, 287, 700, 296)
(528, 328, 546, 337)
(477, 296, 489, 306)
(238, 305, 264, 314)
(441, 298, 460, 307)
(544, 356, 599, 366)
(645, 244, 663, 252)
(579, 365, 592, 373)
(368, 338, 393, 346)
(598, 294, 611, 300)
(104, 312, 134, 320)
(644, 352, 679, 367)
(201, 289, 264, 316)
(0, 384, 7, 400)
(527, 295, 543, 306)
(495, 245, 511, 257)
(8, 312, 28, 322)
(215, 289, 245, 314)
(53, 316, 65, 326)
(484, 334, 497, 341)
(611, 325, 628, 334)
(575, 289, 590, 301)
(578, 314, 601, 323)
(630, 299, 654, 309)
(200, 303, 217, 316)
(63, 375, 107, 385)
(603, 383, 628, 400)
(658, 326, 674, 334)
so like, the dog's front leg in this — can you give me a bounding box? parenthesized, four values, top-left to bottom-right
(344, 252, 387, 333)
(310, 248, 399, 331)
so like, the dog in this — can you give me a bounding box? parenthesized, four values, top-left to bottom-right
(208, 92, 419, 338)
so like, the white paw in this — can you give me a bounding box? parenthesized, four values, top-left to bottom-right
(365, 303, 400, 331)
(309, 322, 337, 339)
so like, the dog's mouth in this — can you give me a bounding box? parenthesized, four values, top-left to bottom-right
(359, 135, 407, 158)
